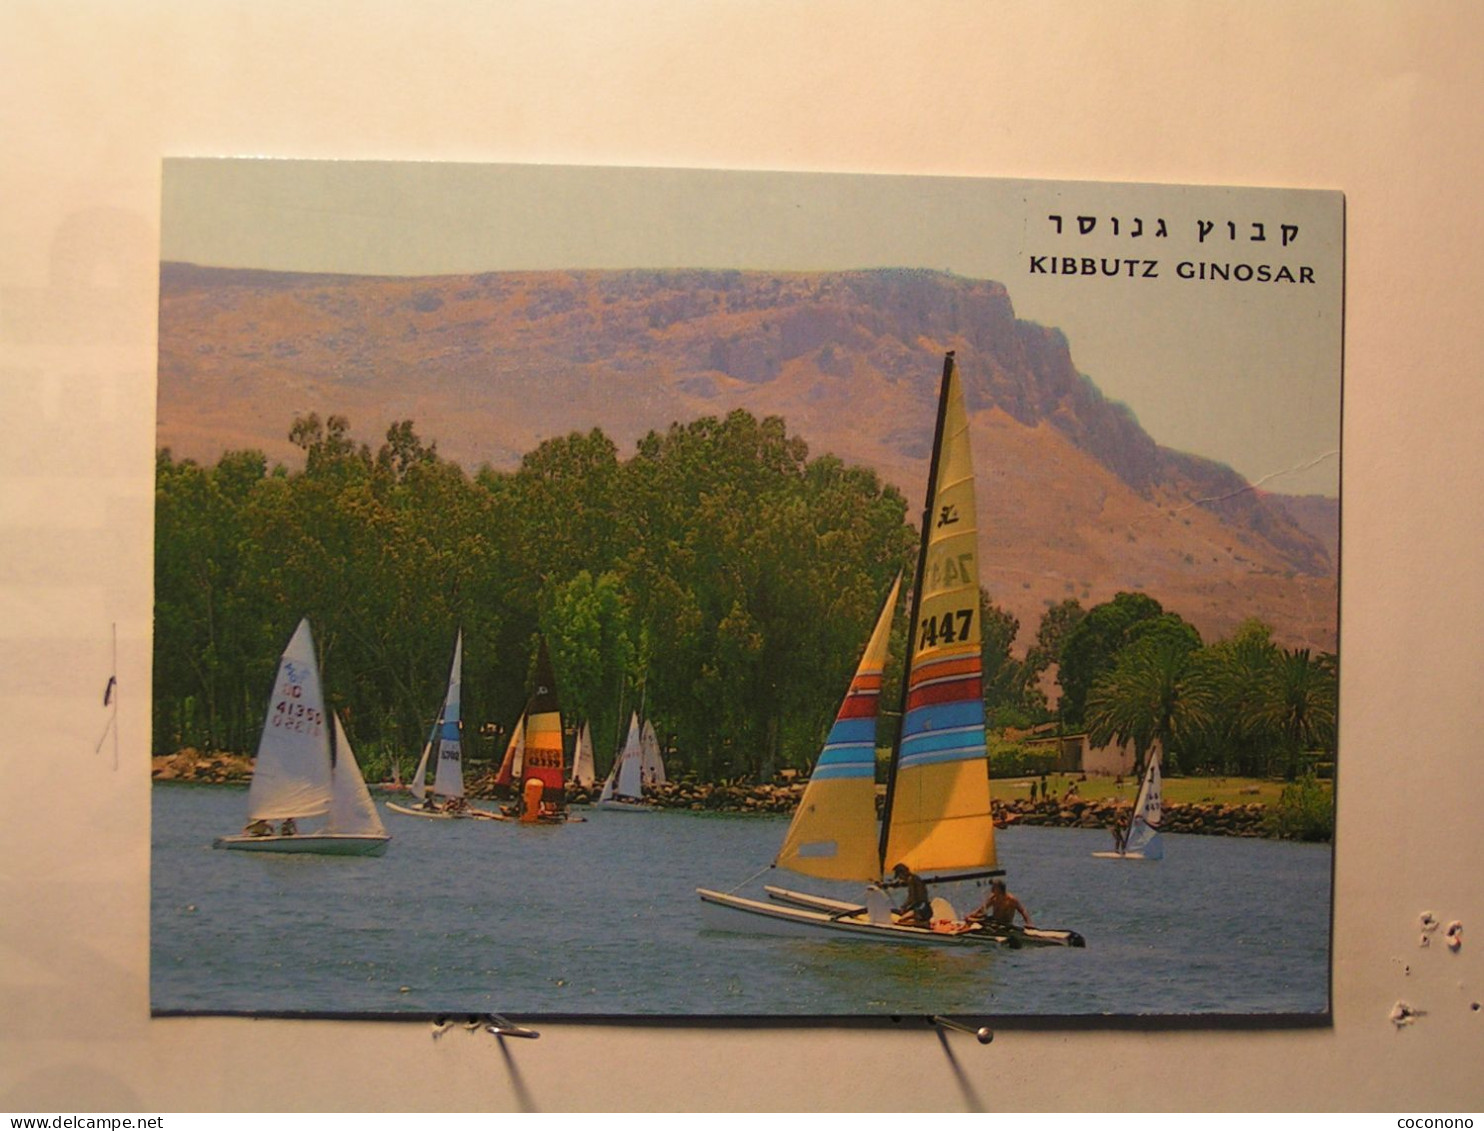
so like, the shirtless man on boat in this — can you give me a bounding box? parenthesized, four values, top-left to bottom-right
(969, 879, 1034, 928)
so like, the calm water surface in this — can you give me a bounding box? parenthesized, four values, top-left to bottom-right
(151, 783, 1331, 1018)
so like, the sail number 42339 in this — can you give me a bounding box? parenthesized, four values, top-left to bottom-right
(919, 608, 973, 648)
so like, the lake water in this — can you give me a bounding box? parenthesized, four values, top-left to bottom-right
(150, 783, 1332, 1019)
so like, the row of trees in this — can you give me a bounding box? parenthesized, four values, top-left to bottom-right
(154, 412, 914, 780)
(1055, 592, 1336, 780)
(155, 413, 1337, 784)
(967, 587, 1337, 781)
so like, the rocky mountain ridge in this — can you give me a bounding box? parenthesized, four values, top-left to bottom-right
(157, 263, 1338, 652)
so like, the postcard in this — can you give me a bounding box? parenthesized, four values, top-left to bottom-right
(151, 161, 1341, 1018)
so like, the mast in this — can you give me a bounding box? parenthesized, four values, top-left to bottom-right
(878, 352, 957, 873)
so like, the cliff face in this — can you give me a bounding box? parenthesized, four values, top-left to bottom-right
(158, 264, 1337, 652)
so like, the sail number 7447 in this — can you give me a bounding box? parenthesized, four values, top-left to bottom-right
(918, 608, 974, 649)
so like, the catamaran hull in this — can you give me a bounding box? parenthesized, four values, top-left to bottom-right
(385, 801, 507, 821)
(1091, 851, 1154, 860)
(761, 885, 1085, 948)
(212, 834, 389, 856)
(698, 888, 1030, 947)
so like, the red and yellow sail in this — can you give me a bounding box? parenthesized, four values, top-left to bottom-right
(519, 639, 566, 812)
(776, 575, 901, 881)
(881, 353, 997, 877)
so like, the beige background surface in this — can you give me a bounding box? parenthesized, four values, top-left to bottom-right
(1, 0, 1479, 1113)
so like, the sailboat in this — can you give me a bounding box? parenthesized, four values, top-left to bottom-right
(387, 631, 498, 820)
(639, 720, 667, 787)
(570, 721, 597, 793)
(502, 639, 579, 823)
(1093, 747, 1164, 860)
(213, 619, 390, 856)
(596, 712, 652, 811)
(494, 713, 525, 793)
(697, 353, 1083, 947)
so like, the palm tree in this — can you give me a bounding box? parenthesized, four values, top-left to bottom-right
(1255, 647, 1338, 780)
(1203, 619, 1282, 776)
(1085, 635, 1216, 777)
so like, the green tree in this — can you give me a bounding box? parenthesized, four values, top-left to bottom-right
(1085, 629, 1214, 775)
(1255, 647, 1338, 780)
(1058, 591, 1168, 727)
(1198, 618, 1281, 775)
(979, 592, 1044, 726)
(540, 569, 636, 771)
(1027, 597, 1084, 678)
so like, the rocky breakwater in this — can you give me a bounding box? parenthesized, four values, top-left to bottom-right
(543, 779, 808, 813)
(152, 748, 253, 783)
(562, 780, 1269, 838)
(997, 797, 1268, 838)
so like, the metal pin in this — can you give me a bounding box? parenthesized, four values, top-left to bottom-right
(930, 1015, 994, 1044)
(485, 1013, 540, 1039)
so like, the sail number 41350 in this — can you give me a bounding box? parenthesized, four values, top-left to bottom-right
(919, 608, 973, 648)
(272, 697, 323, 735)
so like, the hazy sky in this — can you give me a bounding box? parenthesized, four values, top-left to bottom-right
(161, 160, 1343, 495)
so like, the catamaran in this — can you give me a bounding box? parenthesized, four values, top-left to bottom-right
(213, 618, 390, 856)
(1093, 747, 1164, 860)
(387, 631, 497, 820)
(596, 712, 652, 811)
(698, 353, 1083, 947)
(501, 640, 578, 823)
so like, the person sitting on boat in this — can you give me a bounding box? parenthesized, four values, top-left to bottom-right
(888, 863, 932, 927)
(244, 818, 273, 837)
(279, 818, 297, 836)
(420, 795, 441, 812)
(969, 879, 1034, 929)
(444, 795, 469, 816)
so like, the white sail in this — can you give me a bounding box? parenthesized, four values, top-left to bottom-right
(639, 720, 666, 786)
(614, 712, 645, 799)
(572, 721, 596, 789)
(1124, 748, 1164, 859)
(409, 734, 433, 803)
(327, 713, 388, 836)
(429, 631, 465, 799)
(246, 618, 333, 820)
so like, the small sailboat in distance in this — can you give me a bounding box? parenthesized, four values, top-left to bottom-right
(388, 631, 498, 820)
(570, 721, 597, 793)
(639, 719, 667, 787)
(1093, 746, 1164, 860)
(214, 618, 390, 856)
(596, 713, 652, 812)
(698, 353, 1083, 947)
(494, 712, 525, 794)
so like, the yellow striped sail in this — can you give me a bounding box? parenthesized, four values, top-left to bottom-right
(776, 575, 901, 881)
(882, 354, 998, 877)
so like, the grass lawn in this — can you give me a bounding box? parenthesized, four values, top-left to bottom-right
(990, 774, 1319, 807)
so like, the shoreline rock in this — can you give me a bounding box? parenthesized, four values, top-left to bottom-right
(153, 756, 1288, 840)
(151, 748, 253, 784)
